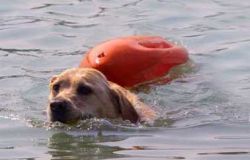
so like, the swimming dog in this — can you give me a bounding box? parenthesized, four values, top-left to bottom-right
(47, 68, 155, 124)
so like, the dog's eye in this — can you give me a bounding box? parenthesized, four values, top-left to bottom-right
(77, 85, 92, 95)
(53, 84, 60, 93)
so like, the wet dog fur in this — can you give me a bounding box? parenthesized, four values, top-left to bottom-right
(47, 68, 155, 124)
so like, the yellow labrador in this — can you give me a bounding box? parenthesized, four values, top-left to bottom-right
(47, 68, 155, 124)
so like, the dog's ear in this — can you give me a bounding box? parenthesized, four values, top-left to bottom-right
(49, 75, 58, 90)
(110, 86, 139, 123)
(50, 75, 58, 84)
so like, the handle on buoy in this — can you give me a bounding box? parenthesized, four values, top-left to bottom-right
(80, 36, 188, 87)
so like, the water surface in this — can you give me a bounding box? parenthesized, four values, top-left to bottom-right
(1, 0, 250, 159)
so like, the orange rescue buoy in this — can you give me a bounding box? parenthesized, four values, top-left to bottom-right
(80, 36, 189, 87)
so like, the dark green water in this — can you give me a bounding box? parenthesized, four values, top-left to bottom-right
(1, 0, 250, 159)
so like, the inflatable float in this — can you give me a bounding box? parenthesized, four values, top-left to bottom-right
(80, 36, 189, 87)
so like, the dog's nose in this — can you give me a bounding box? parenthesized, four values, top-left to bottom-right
(50, 100, 68, 112)
(50, 99, 68, 116)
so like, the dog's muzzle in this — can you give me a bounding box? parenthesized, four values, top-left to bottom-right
(49, 99, 71, 123)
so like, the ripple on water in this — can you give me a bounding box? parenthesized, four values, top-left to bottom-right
(1, 0, 250, 160)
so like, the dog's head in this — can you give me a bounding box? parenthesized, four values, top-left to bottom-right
(47, 68, 139, 124)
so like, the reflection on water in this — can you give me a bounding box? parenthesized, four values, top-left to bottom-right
(45, 119, 160, 160)
(47, 132, 122, 160)
(102, 123, 250, 160)
(1, 0, 250, 159)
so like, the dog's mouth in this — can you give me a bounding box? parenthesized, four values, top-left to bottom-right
(51, 114, 94, 125)
(48, 108, 94, 124)
(80, 113, 94, 120)
(49, 112, 80, 124)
